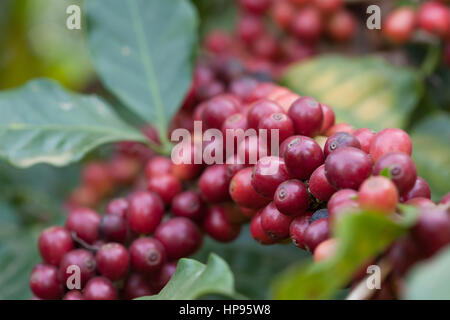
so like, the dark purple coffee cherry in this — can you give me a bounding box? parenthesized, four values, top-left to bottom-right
(274, 179, 309, 216)
(324, 132, 361, 158)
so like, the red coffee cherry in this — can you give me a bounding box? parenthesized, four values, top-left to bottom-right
(38, 226, 74, 266)
(440, 192, 450, 205)
(314, 0, 342, 14)
(150, 261, 177, 293)
(250, 212, 277, 245)
(323, 132, 361, 158)
(258, 112, 295, 144)
(358, 176, 399, 214)
(65, 208, 101, 244)
(237, 14, 265, 43)
(327, 189, 359, 223)
(251, 156, 291, 198)
(95, 243, 130, 281)
(405, 197, 436, 210)
(59, 249, 96, 287)
(145, 156, 172, 179)
(203, 206, 241, 243)
(289, 214, 312, 249)
(314, 238, 339, 262)
(353, 128, 376, 154)
(384, 7, 417, 44)
(229, 77, 259, 101)
(229, 168, 271, 209)
(30, 264, 63, 300)
(236, 135, 268, 166)
(326, 9, 356, 42)
(274, 179, 309, 216)
(82, 161, 114, 197)
(252, 33, 280, 60)
(260, 202, 294, 240)
(128, 191, 164, 234)
(401, 177, 431, 201)
(309, 164, 337, 202)
(326, 123, 355, 137)
(63, 290, 84, 300)
(238, 0, 272, 15)
(417, 1, 450, 37)
(272, 0, 294, 29)
(199, 165, 231, 203)
(283, 136, 324, 180)
(370, 128, 412, 163)
(202, 95, 239, 129)
(148, 174, 182, 206)
(288, 97, 324, 137)
(245, 83, 277, 103)
(247, 99, 284, 130)
(319, 104, 335, 134)
(291, 6, 323, 42)
(84, 277, 118, 300)
(172, 191, 205, 221)
(222, 113, 248, 150)
(105, 197, 129, 218)
(204, 29, 231, 53)
(123, 273, 154, 299)
(99, 213, 128, 243)
(303, 218, 330, 252)
(129, 238, 166, 273)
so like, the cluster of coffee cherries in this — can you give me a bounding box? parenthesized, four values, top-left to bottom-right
(383, 1, 450, 65)
(204, 0, 357, 78)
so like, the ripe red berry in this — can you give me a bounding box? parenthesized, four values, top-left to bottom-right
(245, 82, 277, 103)
(250, 212, 277, 245)
(440, 192, 450, 205)
(123, 273, 154, 299)
(222, 114, 248, 150)
(327, 189, 359, 223)
(59, 249, 96, 287)
(384, 7, 417, 44)
(314, 0, 342, 14)
(237, 14, 265, 43)
(128, 191, 164, 234)
(370, 128, 412, 163)
(319, 104, 335, 134)
(229, 77, 259, 101)
(303, 218, 330, 251)
(172, 191, 205, 221)
(260, 202, 294, 240)
(63, 290, 84, 300)
(404, 197, 436, 209)
(283, 136, 324, 180)
(196, 81, 226, 101)
(401, 177, 431, 201)
(309, 164, 337, 201)
(247, 99, 284, 130)
(353, 128, 376, 154)
(30, 264, 63, 300)
(204, 29, 231, 53)
(291, 6, 323, 42)
(202, 95, 239, 130)
(251, 156, 291, 198)
(326, 123, 355, 136)
(258, 112, 295, 144)
(95, 243, 130, 280)
(323, 132, 361, 158)
(373, 152, 417, 195)
(129, 238, 166, 273)
(203, 206, 241, 242)
(272, 0, 294, 29)
(65, 208, 101, 244)
(38, 226, 74, 266)
(150, 262, 177, 293)
(199, 165, 231, 203)
(229, 168, 271, 209)
(84, 277, 118, 300)
(236, 135, 268, 166)
(238, 0, 271, 15)
(325, 147, 372, 190)
(148, 174, 182, 206)
(314, 238, 339, 262)
(289, 214, 312, 249)
(274, 179, 309, 216)
(145, 156, 172, 179)
(358, 176, 399, 214)
(99, 213, 128, 243)
(417, 1, 450, 37)
(105, 197, 129, 218)
(154, 217, 203, 260)
(82, 161, 114, 197)
(288, 97, 324, 137)
(326, 9, 356, 42)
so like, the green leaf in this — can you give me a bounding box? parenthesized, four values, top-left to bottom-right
(138, 254, 241, 300)
(0, 79, 146, 168)
(405, 246, 450, 299)
(282, 55, 421, 131)
(379, 167, 392, 179)
(272, 210, 417, 300)
(410, 113, 450, 201)
(85, 0, 198, 140)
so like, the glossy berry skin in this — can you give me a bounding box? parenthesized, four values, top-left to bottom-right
(105, 198, 129, 218)
(417, 2, 450, 37)
(251, 156, 291, 198)
(154, 217, 203, 260)
(250, 212, 277, 245)
(289, 214, 312, 249)
(225, 155, 246, 179)
(291, 6, 323, 42)
(309, 165, 336, 202)
(229, 168, 271, 209)
(319, 104, 335, 134)
(401, 177, 431, 202)
(274, 92, 300, 112)
(63, 290, 84, 300)
(310, 209, 329, 224)
(59, 249, 96, 287)
(65, 208, 101, 244)
(272, 0, 294, 29)
(325, 147, 372, 190)
(236, 135, 268, 166)
(353, 128, 376, 154)
(202, 95, 239, 129)
(314, 0, 342, 14)
(314, 238, 338, 262)
(252, 34, 279, 60)
(327, 9, 356, 42)
(326, 123, 355, 137)
(274, 179, 309, 216)
(247, 99, 284, 130)
(222, 114, 248, 150)
(440, 193, 450, 205)
(238, 0, 271, 15)
(84, 277, 118, 300)
(99, 213, 128, 243)
(327, 189, 359, 223)
(258, 112, 294, 144)
(260, 202, 294, 240)
(129, 238, 166, 273)
(199, 165, 231, 203)
(303, 218, 330, 252)
(172, 191, 205, 221)
(38, 226, 74, 266)
(245, 82, 276, 103)
(128, 191, 164, 234)
(123, 273, 154, 299)
(30, 264, 63, 300)
(404, 197, 436, 210)
(283, 136, 324, 180)
(358, 176, 399, 214)
(373, 152, 417, 195)
(95, 243, 130, 281)
(145, 156, 172, 179)
(412, 207, 450, 257)
(384, 7, 416, 44)
(150, 262, 177, 293)
(288, 97, 324, 137)
(203, 206, 241, 242)
(324, 132, 361, 158)
(148, 174, 182, 205)
(370, 128, 412, 163)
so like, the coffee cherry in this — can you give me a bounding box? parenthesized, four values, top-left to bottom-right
(303, 218, 330, 251)
(274, 92, 301, 112)
(251, 156, 291, 198)
(279, 135, 297, 157)
(105, 197, 129, 218)
(123, 273, 154, 299)
(109, 155, 141, 184)
(260, 202, 294, 240)
(327, 9, 356, 42)
(252, 34, 280, 60)
(310, 209, 329, 224)
(314, 0, 342, 14)
(245, 83, 277, 103)
(258, 112, 295, 144)
(291, 6, 323, 42)
(63, 290, 84, 300)
(150, 262, 177, 293)
(384, 7, 417, 44)
(203, 206, 241, 242)
(236, 135, 268, 166)
(65, 208, 101, 244)
(247, 99, 284, 129)
(84, 277, 118, 300)
(172, 191, 205, 221)
(59, 249, 96, 287)
(314, 238, 339, 262)
(288, 97, 324, 137)
(225, 155, 246, 179)
(82, 161, 114, 197)
(404, 197, 436, 209)
(95, 243, 130, 280)
(129, 238, 166, 273)
(373, 152, 417, 195)
(388, 236, 423, 276)
(128, 191, 164, 234)
(440, 192, 450, 205)
(358, 176, 399, 214)
(274, 179, 309, 216)
(417, 1, 450, 37)
(222, 114, 248, 150)
(154, 217, 203, 260)
(266, 86, 291, 101)
(272, 0, 294, 29)
(325, 147, 372, 190)
(309, 165, 337, 201)
(99, 213, 128, 243)
(202, 95, 239, 129)
(289, 214, 312, 249)
(324, 132, 361, 158)
(326, 123, 355, 136)
(38, 226, 74, 266)
(327, 189, 359, 223)
(204, 30, 231, 53)
(319, 104, 335, 134)
(229, 168, 271, 209)
(250, 212, 277, 245)
(30, 264, 63, 300)
(148, 174, 182, 206)
(370, 128, 412, 163)
(230, 77, 259, 101)
(283, 136, 324, 180)
(401, 176, 431, 202)
(353, 128, 376, 154)
(237, 14, 264, 43)
(199, 165, 231, 203)
(238, 0, 271, 15)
